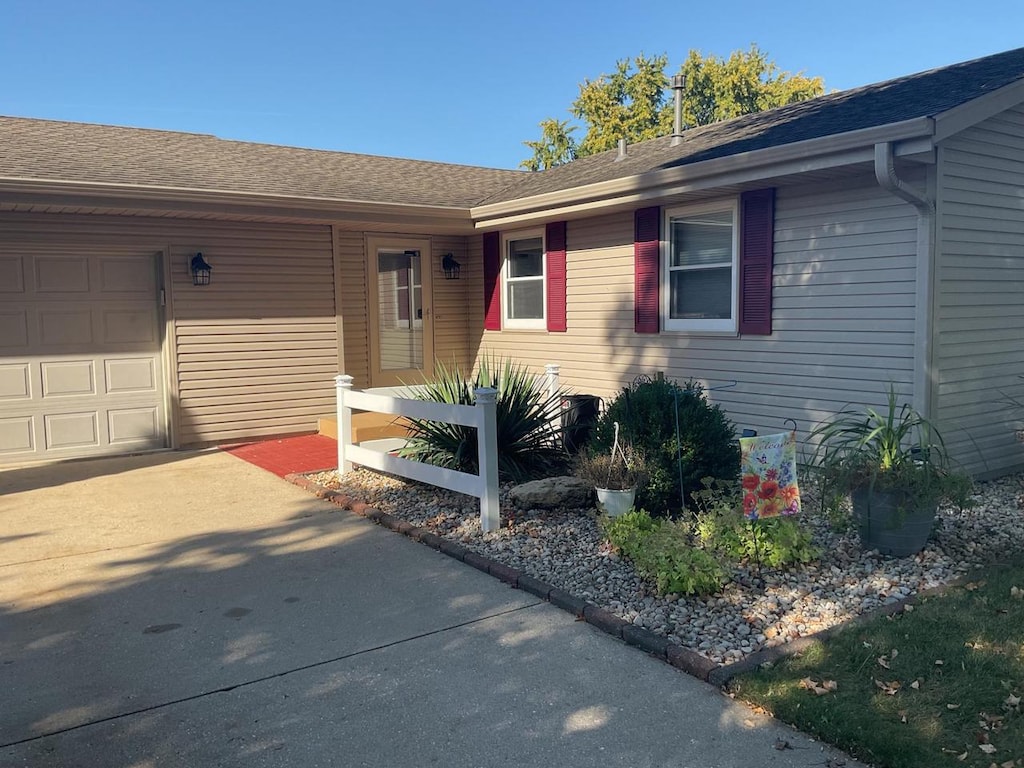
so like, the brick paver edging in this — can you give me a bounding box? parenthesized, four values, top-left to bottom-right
(286, 472, 927, 688)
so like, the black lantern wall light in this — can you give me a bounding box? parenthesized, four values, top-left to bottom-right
(190, 252, 212, 286)
(441, 252, 461, 280)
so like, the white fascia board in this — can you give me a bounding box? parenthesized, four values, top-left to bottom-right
(933, 78, 1024, 143)
(471, 117, 936, 229)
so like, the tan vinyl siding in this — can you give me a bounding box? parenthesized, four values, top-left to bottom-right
(431, 236, 473, 372)
(0, 211, 337, 447)
(335, 232, 369, 386)
(936, 106, 1024, 476)
(476, 176, 919, 440)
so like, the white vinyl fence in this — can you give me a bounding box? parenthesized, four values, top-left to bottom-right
(334, 374, 501, 532)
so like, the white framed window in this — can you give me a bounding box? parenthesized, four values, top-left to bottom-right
(662, 199, 739, 333)
(502, 229, 546, 329)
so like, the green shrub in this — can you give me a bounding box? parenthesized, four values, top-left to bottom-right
(691, 478, 820, 568)
(398, 357, 568, 482)
(590, 377, 739, 515)
(602, 509, 726, 596)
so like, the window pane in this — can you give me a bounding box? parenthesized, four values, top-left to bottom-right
(508, 237, 543, 278)
(377, 250, 423, 371)
(507, 279, 544, 319)
(670, 210, 733, 267)
(669, 267, 732, 320)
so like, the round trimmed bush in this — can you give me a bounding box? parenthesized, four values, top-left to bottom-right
(590, 377, 739, 515)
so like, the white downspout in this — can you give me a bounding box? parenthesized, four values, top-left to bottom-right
(873, 141, 936, 419)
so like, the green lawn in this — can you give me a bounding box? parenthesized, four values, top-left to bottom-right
(729, 560, 1024, 768)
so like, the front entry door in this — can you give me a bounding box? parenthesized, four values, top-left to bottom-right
(367, 236, 434, 387)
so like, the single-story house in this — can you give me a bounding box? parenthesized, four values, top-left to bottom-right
(3, 47, 1024, 476)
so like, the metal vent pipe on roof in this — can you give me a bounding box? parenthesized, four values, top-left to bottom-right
(671, 74, 686, 146)
(615, 138, 627, 161)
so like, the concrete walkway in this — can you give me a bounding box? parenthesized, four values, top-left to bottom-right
(0, 450, 864, 767)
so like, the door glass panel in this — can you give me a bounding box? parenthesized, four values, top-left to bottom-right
(377, 250, 423, 371)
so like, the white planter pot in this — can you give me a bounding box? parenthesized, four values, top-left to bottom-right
(595, 487, 636, 517)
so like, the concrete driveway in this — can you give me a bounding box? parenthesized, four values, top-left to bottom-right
(0, 450, 863, 767)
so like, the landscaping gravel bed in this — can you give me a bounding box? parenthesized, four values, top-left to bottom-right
(305, 468, 1024, 666)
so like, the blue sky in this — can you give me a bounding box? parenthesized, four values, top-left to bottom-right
(4, 0, 1023, 170)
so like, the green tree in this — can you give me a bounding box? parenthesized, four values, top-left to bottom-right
(521, 45, 825, 170)
(519, 118, 578, 171)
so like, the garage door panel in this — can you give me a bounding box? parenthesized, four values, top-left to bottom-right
(0, 365, 31, 400)
(39, 308, 94, 346)
(34, 256, 91, 293)
(0, 311, 29, 348)
(101, 307, 158, 344)
(0, 256, 25, 293)
(0, 416, 34, 453)
(41, 360, 96, 397)
(105, 358, 156, 393)
(44, 411, 100, 450)
(108, 407, 160, 444)
(98, 257, 156, 294)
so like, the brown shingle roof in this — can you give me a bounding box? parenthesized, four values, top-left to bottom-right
(3, 47, 1024, 211)
(0, 118, 523, 208)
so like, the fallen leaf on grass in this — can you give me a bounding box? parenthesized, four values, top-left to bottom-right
(979, 743, 997, 754)
(980, 713, 1005, 731)
(874, 679, 901, 695)
(877, 656, 892, 669)
(1004, 694, 1021, 710)
(935, 659, 945, 666)
(948, 703, 962, 710)
(1010, 586, 1022, 599)
(911, 680, 921, 690)
(903, 604, 914, 612)
(965, 581, 986, 591)
(898, 710, 908, 723)
(798, 677, 837, 696)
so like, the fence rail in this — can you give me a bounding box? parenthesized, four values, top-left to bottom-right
(334, 375, 500, 532)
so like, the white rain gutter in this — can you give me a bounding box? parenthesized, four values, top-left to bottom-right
(873, 140, 936, 419)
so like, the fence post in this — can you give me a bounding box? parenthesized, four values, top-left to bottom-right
(544, 362, 562, 434)
(335, 374, 354, 474)
(545, 363, 560, 400)
(475, 387, 500, 532)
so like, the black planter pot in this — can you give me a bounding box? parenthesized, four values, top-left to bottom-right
(850, 486, 937, 557)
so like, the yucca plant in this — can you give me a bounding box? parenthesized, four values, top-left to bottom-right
(398, 357, 569, 482)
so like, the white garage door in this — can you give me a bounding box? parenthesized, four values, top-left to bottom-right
(0, 248, 167, 463)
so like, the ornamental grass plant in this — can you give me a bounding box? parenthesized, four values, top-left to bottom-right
(810, 385, 974, 520)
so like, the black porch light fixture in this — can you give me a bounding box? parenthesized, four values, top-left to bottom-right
(190, 252, 212, 286)
(441, 252, 461, 280)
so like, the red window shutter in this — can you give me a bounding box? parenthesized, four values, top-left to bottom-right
(545, 221, 567, 332)
(634, 206, 661, 334)
(738, 189, 775, 336)
(483, 231, 501, 331)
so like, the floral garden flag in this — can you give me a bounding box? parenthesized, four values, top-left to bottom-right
(739, 431, 801, 519)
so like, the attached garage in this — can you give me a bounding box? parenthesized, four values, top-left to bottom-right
(0, 246, 167, 461)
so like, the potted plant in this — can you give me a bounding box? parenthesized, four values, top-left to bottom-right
(573, 423, 646, 517)
(810, 385, 973, 557)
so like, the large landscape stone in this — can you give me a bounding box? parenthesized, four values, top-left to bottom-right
(509, 476, 593, 510)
